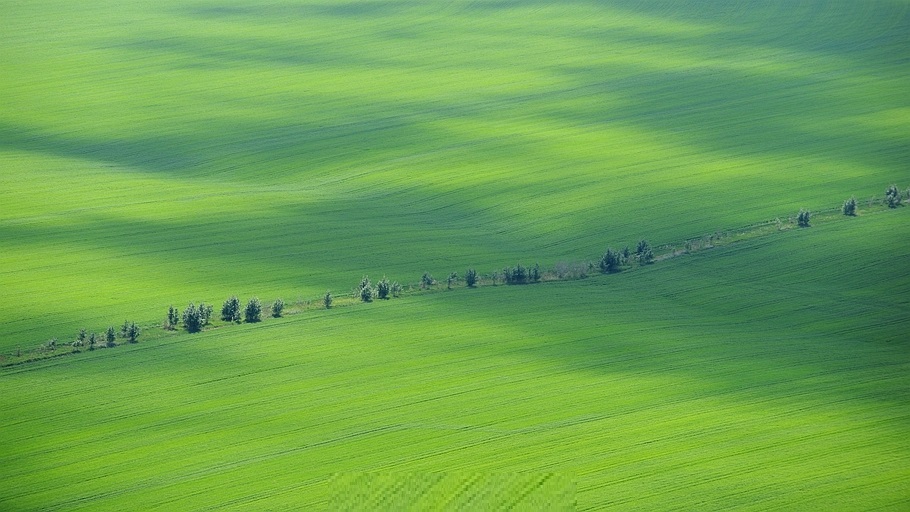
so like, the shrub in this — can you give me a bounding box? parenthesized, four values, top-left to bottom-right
(447, 272, 458, 290)
(377, 277, 391, 299)
(244, 297, 262, 323)
(88, 332, 97, 351)
(166, 305, 180, 330)
(271, 298, 285, 318)
(885, 185, 902, 208)
(183, 303, 204, 333)
(599, 248, 622, 273)
(323, 291, 333, 309)
(465, 268, 478, 287)
(45, 338, 57, 352)
(797, 209, 811, 227)
(221, 296, 241, 322)
(391, 281, 403, 297)
(842, 197, 857, 216)
(105, 326, 116, 347)
(421, 272, 435, 290)
(78, 328, 87, 344)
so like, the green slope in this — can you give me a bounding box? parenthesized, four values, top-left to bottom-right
(2, 0, 909, 351)
(2, 208, 907, 510)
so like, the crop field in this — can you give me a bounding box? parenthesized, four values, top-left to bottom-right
(1, 208, 908, 510)
(2, 0, 909, 352)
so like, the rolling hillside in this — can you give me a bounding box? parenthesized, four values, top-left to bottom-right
(1, 208, 908, 510)
(2, 0, 909, 352)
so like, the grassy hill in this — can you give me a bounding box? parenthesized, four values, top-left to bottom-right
(2, 0, 909, 352)
(1, 208, 908, 510)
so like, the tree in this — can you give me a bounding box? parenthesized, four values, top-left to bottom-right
(377, 277, 391, 299)
(323, 291, 333, 309)
(421, 272, 435, 290)
(244, 297, 262, 323)
(446, 272, 458, 290)
(78, 328, 87, 345)
(842, 197, 857, 216)
(88, 332, 97, 351)
(504, 264, 527, 284)
(221, 296, 241, 322)
(885, 185, 902, 208)
(599, 248, 622, 273)
(391, 281, 403, 297)
(199, 303, 213, 326)
(636, 240, 654, 264)
(105, 326, 116, 347)
(125, 322, 140, 343)
(271, 298, 285, 318)
(358, 277, 374, 302)
(530, 263, 541, 283)
(465, 268, 478, 288)
(797, 209, 811, 227)
(166, 305, 180, 330)
(183, 303, 204, 333)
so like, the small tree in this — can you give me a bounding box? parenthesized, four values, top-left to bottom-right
(183, 303, 203, 333)
(88, 332, 97, 351)
(446, 272, 458, 290)
(222, 296, 241, 323)
(530, 264, 541, 283)
(636, 240, 654, 264)
(199, 303, 213, 326)
(271, 298, 285, 318)
(125, 322, 141, 343)
(842, 197, 857, 216)
(599, 248, 622, 273)
(391, 281, 403, 297)
(885, 185, 902, 208)
(504, 264, 527, 284)
(358, 277, 374, 302)
(797, 209, 811, 227)
(78, 328, 87, 345)
(105, 326, 116, 347)
(420, 272, 435, 290)
(465, 268, 478, 288)
(45, 338, 57, 352)
(166, 305, 180, 330)
(377, 277, 391, 299)
(323, 291, 333, 309)
(244, 297, 262, 323)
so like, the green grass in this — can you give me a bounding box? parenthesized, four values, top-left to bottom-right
(1, 208, 908, 510)
(2, 0, 909, 352)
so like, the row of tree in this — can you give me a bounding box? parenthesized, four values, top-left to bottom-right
(59, 321, 141, 353)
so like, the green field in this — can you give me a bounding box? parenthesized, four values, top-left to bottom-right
(2, 0, 910, 509)
(2, 0, 908, 351)
(1, 209, 908, 510)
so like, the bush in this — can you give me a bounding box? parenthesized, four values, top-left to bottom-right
(105, 326, 116, 347)
(244, 297, 262, 323)
(599, 248, 622, 273)
(166, 305, 180, 330)
(199, 303, 213, 326)
(797, 209, 811, 227)
(357, 277, 374, 302)
(221, 296, 241, 323)
(78, 328, 87, 344)
(842, 197, 857, 216)
(465, 268, 478, 287)
(88, 332, 97, 351)
(885, 185, 902, 208)
(183, 303, 204, 333)
(271, 298, 285, 318)
(391, 281, 403, 297)
(377, 277, 391, 299)
(323, 291, 333, 309)
(446, 272, 458, 290)
(530, 264, 541, 283)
